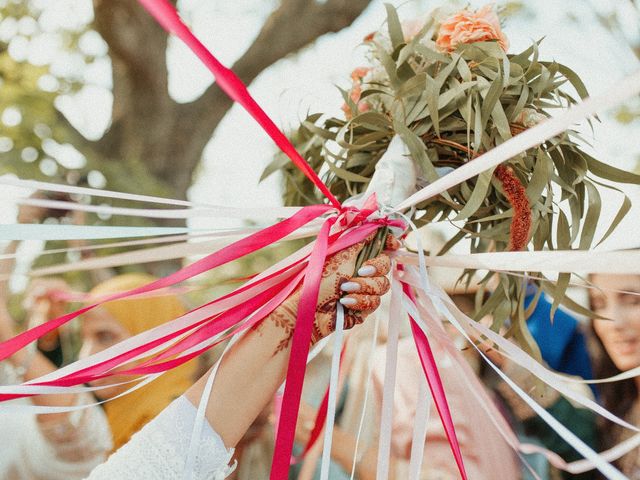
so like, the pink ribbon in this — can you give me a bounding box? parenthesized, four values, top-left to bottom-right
(271, 217, 334, 479)
(0, 205, 331, 363)
(401, 275, 468, 480)
(136, 0, 341, 208)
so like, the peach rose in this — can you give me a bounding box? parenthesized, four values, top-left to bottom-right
(342, 67, 371, 119)
(435, 4, 509, 53)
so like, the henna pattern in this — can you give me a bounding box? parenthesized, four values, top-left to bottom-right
(362, 255, 391, 276)
(348, 276, 390, 295)
(341, 294, 381, 311)
(385, 234, 402, 251)
(259, 232, 395, 355)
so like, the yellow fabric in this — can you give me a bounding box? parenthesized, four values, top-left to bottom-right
(89, 273, 198, 451)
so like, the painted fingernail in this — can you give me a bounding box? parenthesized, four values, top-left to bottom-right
(340, 281, 361, 293)
(340, 297, 357, 306)
(357, 265, 376, 277)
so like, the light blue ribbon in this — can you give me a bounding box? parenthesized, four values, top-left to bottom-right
(1, 224, 203, 241)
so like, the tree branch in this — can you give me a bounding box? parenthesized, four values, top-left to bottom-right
(166, 0, 373, 193)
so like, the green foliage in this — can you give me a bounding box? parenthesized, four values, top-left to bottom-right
(0, 2, 89, 183)
(263, 5, 640, 357)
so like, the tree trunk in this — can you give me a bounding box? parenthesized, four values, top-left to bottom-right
(84, 0, 373, 201)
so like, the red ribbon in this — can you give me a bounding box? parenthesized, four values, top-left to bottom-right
(136, 0, 341, 209)
(270, 217, 335, 478)
(401, 276, 468, 480)
(0, 205, 331, 363)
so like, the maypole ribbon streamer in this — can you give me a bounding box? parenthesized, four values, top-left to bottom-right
(136, 0, 340, 208)
(0, 205, 331, 362)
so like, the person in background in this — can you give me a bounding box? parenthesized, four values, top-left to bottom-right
(0, 273, 200, 478)
(588, 272, 640, 477)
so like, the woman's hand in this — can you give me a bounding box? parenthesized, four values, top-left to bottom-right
(265, 233, 399, 352)
(186, 232, 401, 448)
(293, 401, 318, 446)
(22, 278, 70, 322)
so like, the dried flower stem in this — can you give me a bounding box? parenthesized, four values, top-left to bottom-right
(423, 135, 531, 251)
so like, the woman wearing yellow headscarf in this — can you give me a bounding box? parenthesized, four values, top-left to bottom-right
(82, 273, 198, 450)
(0, 273, 198, 478)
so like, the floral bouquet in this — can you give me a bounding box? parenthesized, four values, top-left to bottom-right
(263, 4, 640, 357)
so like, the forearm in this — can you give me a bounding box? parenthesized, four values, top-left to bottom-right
(8, 344, 77, 425)
(1, 308, 75, 418)
(185, 311, 294, 448)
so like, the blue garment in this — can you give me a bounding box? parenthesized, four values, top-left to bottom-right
(525, 291, 593, 382)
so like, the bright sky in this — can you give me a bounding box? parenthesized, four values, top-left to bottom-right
(2, 0, 640, 259)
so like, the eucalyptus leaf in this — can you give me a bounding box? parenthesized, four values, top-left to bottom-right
(385, 3, 405, 51)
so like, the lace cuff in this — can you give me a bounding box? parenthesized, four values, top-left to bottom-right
(86, 396, 235, 480)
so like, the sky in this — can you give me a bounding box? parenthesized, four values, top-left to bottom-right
(181, 0, 640, 250)
(1, 0, 640, 285)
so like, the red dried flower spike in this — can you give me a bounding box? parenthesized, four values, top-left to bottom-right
(494, 165, 531, 251)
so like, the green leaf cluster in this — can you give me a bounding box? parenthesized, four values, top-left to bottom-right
(263, 6, 640, 357)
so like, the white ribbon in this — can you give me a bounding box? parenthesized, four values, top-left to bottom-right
(1, 224, 207, 241)
(349, 310, 380, 480)
(0, 177, 200, 207)
(18, 224, 321, 277)
(0, 231, 227, 261)
(319, 302, 346, 480)
(408, 372, 430, 480)
(375, 270, 402, 480)
(9, 195, 301, 220)
(396, 249, 640, 274)
(396, 70, 640, 210)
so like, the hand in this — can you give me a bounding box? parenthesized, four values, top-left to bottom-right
(293, 401, 318, 446)
(17, 196, 49, 224)
(267, 233, 398, 353)
(23, 278, 70, 322)
(17, 204, 48, 224)
(311, 242, 392, 343)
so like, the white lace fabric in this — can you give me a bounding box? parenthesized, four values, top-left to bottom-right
(1, 362, 112, 480)
(86, 395, 235, 480)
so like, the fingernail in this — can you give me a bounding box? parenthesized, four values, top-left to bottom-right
(340, 297, 357, 306)
(340, 281, 361, 293)
(357, 265, 376, 277)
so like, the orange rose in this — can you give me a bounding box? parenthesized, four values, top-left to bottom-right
(342, 67, 371, 119)
(435, 4, 509, 53)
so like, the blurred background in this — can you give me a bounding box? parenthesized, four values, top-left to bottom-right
(1, 0, 639, 296)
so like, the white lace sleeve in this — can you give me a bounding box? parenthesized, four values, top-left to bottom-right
(0, 363, 112, 480)
(86, 396, 235, 480)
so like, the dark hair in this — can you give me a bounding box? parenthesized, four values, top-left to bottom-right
(590, 326, 637, 424)
(587, 281, 638, 448)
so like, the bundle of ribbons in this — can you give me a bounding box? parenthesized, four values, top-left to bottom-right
(2, 2, 640, 479)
